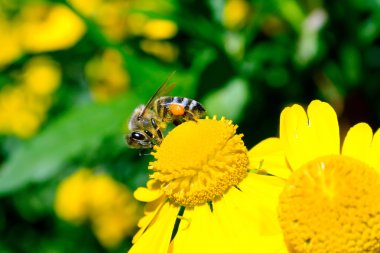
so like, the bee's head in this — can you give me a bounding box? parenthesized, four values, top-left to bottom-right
(126, 130, 154, 149)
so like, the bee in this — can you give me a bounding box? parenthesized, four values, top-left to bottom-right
(126, 72, 206, 149)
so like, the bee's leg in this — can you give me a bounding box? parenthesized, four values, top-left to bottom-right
(157, 129, 163, 139)
(184, 111, 197, 122)
(144, 130, 154, 138)
(151, 118, 163, 139)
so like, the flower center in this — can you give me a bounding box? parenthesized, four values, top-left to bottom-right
(149, 117, 249, 207)
(278, 155, 380, 253)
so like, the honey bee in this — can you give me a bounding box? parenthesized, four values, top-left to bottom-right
(126, 72, 206, 149)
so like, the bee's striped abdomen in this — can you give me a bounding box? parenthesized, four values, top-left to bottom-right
(154, 96, 206, 122)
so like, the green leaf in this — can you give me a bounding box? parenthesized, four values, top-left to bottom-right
(0, 94, 140, 196)
(202, 77, 250, 122)
(275, 0, 305, 32)
(340, 44, 361, 86)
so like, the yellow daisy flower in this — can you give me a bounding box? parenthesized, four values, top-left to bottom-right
(0, 56, 61, 138)
(249, 100, 380, 253)
(223, 0, 251, 30)
(85, 49, 129, 102)
(19, 3, 86, 53)
(55, 168, 141, 249)
(142, 20, 178, 40)
(129, 117, 287, 253)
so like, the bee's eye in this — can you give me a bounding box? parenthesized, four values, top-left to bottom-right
(131, 132, 146, 140)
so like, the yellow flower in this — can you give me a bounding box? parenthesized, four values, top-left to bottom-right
(0, 56, 61, 138)
(249, 100, 380, 253)
(55, 168, 141, 249)
(67, 0, 102, 16)
(0, 16, 23, 68)
(55, 168, 92, 224)
(139, 40, 179, 62)
(130, 117, 287, 253)
(223, 0, 251, 30)
(69, 0, 134, 41)
(88, 174, 141, 248)
(22, 56, 61, 96)
(85, 49, 129, 102)
(18, 3, 86, 52)
(142, 20, 178, 40)
(0, 86, 44, 138)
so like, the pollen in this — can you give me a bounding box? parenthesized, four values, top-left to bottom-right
(169, 104, 185, 116)
(149, 117, 249, 207)
(278, 155, 380, 253)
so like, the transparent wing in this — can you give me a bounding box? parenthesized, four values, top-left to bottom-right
(139, 71, 177, 117)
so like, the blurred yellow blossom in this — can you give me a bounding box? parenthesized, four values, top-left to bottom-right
(139, 19, 178, 62)
(18, 3, 86, 53)
(66, 0, 103, 16)
(0, 2, 85, 68)
(93, 210, 137, 249)
(142, 19, 178, 40)
(55, 168, 141, 249)
(94, 1, 133, 41)
(223, 0, 251, 30)
(68, 0, 133, 41)
(88, 174, 141, 248)
(0, 17, 23, 68)
(85, 49, 129, 102)
(140, 40, 179, 62)
(68, 0, 178, 43)
(0, 87, 42, 138)
(125, 14, 149, 36)
(54, 169, 92, 224)
(87, 173, 127, 212)
(22, 57, 61, 96)
(68, 0, 179, 62)
(0, 56, 61, 138)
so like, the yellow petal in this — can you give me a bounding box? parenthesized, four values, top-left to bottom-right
(256, 234, 288, 253)
(248, 137, 291, 179)
(280, 100, 340, 170)
(370, 128, 380, 173)
(134, 187, 162, 202)
(342, 123, 373, 165)
(172, 205, 235, 253)
(306, 100, 340, 157)
(171, 174, 286, 253)
(238, 174, 285, 235)
(129, 202, 179, 253)
(133, 180, 162, 202)
(133, 196, 166, 243)
(280, 103, 309, 169)
(173, 198, 257, 253)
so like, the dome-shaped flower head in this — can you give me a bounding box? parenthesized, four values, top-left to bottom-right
(249, 100, 380, 253)
(130, 116, 287, 253)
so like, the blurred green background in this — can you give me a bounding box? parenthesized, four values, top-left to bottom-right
(1, 0, 380, 252)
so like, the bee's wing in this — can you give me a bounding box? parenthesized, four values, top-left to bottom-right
(139, 71, 176, 117)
